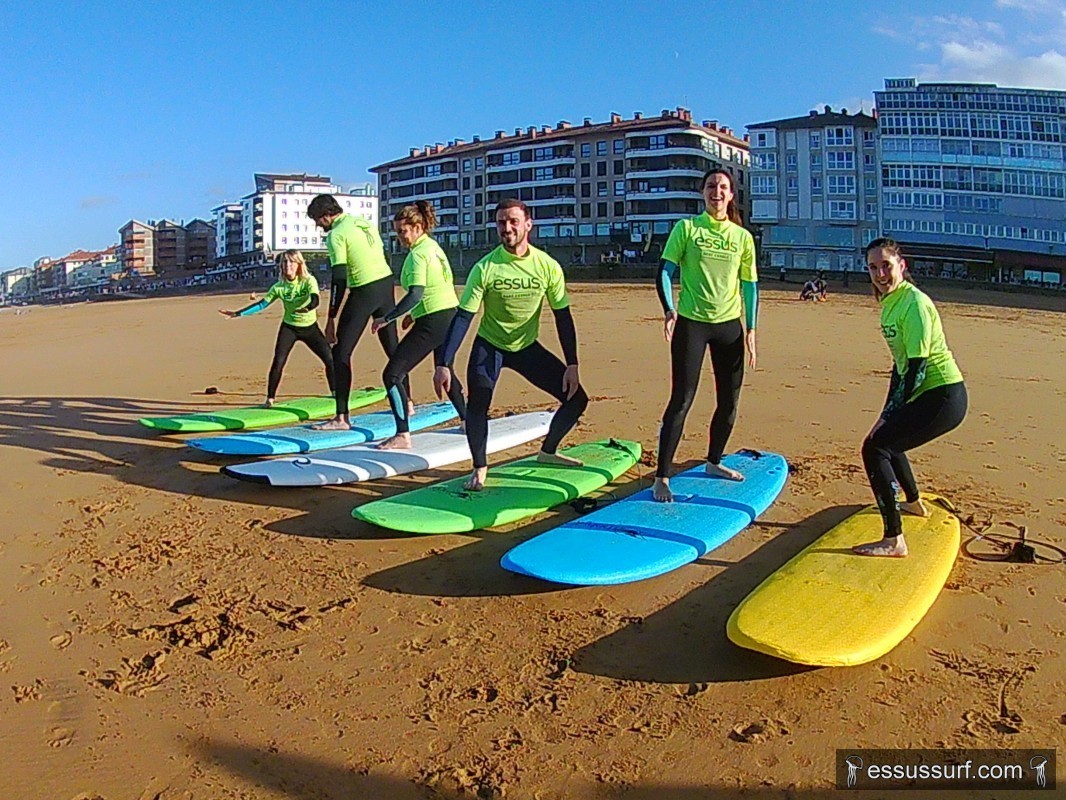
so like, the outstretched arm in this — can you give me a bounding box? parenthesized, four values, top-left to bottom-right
(380, 286, 425, 325)
(220, 296, 272, 318)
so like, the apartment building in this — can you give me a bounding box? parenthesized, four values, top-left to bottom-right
(747, 107, 879, 273)
(118, 220, 157, 276)
(212, 203, 244, 260)
(370, 108, 749, 259)
(875, 78, 1066, 284)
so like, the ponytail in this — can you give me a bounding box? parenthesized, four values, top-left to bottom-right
(394, 201, 437, 234)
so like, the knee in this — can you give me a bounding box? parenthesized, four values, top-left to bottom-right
(569, 386, 589, 415)
(382, 365, 403, 388)
(665, 391, 696, 418)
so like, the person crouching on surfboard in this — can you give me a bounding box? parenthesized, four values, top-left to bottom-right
(433, 198, 588, 492)
(652, 168, 758, 502)
(853, 238, 967, 557)
(219, 250, 334, 408)
(370, 201, 467, 449)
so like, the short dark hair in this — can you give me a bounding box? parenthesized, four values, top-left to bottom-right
(495, 198, 531, 219)
(307, 194, 343, 220)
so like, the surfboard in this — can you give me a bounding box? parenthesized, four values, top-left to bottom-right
(726, 495, 960, 667)
(186, 402, 459, 456)
(352, 438, 642, 534)
(138, 388, 384, 433)
(221, 412, 553, 487)
(499, 450, 788, 585)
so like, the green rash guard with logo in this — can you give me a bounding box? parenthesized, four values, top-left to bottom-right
(879, 281, 963, 402)
(326, 213, 393, 289)
(662, 212, 757, 324)
(262, 275, 320, 327)
(458, 244, 569, 352)
(402, 234, 459, 319)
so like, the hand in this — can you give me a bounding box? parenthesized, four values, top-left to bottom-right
(370, 317, 388, 335)
(401, 315, 414, 331)
(561, 365, 580, 400)
(325, 319, 337, 346)
(433, 366, 452, 400)
(663, 310, 677, 342)
(219, 309, 238, 318)
(745, 328, 757, 370)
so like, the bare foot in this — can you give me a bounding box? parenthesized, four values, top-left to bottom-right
(652, 477, 674, 503)
(537, 450, 584, 467)
(464, 467, 487, 491)
(900, 499, 929, 517)
(852, 535, 909, 557)
(262, 398, 275, 408)
(376, 433, 412, 450)
(313, 416, 351, 431)
(407, 402, 416, 419)
(706, 461, 744, 481)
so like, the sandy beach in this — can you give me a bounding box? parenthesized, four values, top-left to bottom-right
(1, 283, 1063, 799)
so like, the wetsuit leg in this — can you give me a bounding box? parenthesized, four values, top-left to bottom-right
(432, 310, 467, 421)
(465, 336, 505, 469)
(332, 275, 395, 415)
(862, 382, 968, 538)
(656, 315, 709, 478)
(297, 323, 335, 394)
(503, 340, 588, 455)
(267, 323, 300, 399)
(705, 318, 746, 465)
(381, 309, 452, 434)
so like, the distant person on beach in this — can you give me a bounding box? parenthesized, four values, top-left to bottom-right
(434, 198, 588, 491)
(653, 168, 758, 502)
(799, 272, 828, 301)
(219, 250, 334, 407)
(307, 194, 407, 431)
(853, 237, 967, 557)
(369, 201, 467, 449)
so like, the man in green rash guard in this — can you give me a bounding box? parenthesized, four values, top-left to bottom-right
(433, 198, 588, 492)
(306, 194, 408, 431)
(220, 249, 334, 407)
(653, 168, 759, 502)
(853, 237, 967, 558)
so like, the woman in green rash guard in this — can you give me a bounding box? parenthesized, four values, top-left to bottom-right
(653, 168, 758, 503)
(369, 200, 467, 449)
(853, 237, 967, 558)
(219, 249, 334, 407)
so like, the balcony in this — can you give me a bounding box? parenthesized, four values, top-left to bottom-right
(487, 155, 575, 173)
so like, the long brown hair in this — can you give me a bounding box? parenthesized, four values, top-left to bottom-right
(393, 200, 437, 234)
(702, 168, 743, 225)
(864, 236, 914, 300)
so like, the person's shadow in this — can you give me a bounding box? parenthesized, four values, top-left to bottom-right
(570, 504, 866, 685)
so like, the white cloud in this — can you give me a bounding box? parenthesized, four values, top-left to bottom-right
(920, 39, 1066, 89)
(995, 0, 1059, 12)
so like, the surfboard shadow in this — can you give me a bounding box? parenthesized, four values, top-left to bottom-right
(570, 504, 867, 684)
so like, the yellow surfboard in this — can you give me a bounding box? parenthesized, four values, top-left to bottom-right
(726, 495, 959, 667)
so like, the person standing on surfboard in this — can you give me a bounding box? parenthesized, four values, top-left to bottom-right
(433, 198, 588, 492)
(652, 168, 758, 502)
(307, 194, 410, 431)
(219, 250, 334, 408)
(370, 201, 467, 449)
(853, 237, 967, 557)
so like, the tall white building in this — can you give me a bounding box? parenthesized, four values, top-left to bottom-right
(228, 173, 379, 258)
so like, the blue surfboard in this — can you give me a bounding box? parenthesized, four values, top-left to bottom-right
(500, 450, 788, 585)
(186, 402, 459, 456)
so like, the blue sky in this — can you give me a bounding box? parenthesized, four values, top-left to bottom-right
(1, 0, 1064, 268)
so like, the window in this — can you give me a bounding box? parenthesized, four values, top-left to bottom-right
(828, 200, 855, 219)
(475, 211, 483, 224)
(751, 175, 777, 194)
(426, 164, 442, 177)
(462, 177, 471, 190)
(825, 126, 854, 146)
(597, 161, 607, 176)
(463, 212, 472, 224)
(559, 224, 575, 237)
(613, 139, 624, 154)
(578, 223, 593, 235)
(787, 177, 798, 195)
(827, 151, 854, 170)
(502, 152, 520, 166)
(864, 176, 877, 192)
(581, 184, 591, 197)
(811, 152, 822, 169)
(614, 201, 625, 215)
(865, 202, 877, 220)
(811, 176, 822, 193)
(754, 152, 777, 170)
(581, 143, 591, 157)
(463, 159, 472, 172)
(534, 147, 553, 161)
(581, 163, 591, 178)
(474, 175, 483, 188)
(475, 157, 483, 170)
(597, 181, 608, 196)
(614, 180, 625, 195)
(863, 153, 875, 167)
(463, 195, 472, 208)
(597, 223, 611, 236)
(597, 202, 607, 216)
(828, 175, 855, 194)
(863, 129, 875, 147)
(580, 204, 591, 218)
(597, 140, 607, 156)
(809, 131, 821, 149)
(539, 225, 557, 238)
(534, 166, 553, 181)
(786, 153, 797, 169)
(475, 193, 482, 205)
(649, 134, 667, 150)
(613, 160, 624, 174)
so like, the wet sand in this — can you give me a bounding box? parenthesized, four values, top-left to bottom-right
(0, 284, 1063, 799)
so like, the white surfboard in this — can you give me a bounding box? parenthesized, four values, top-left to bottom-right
(221, 412, 553, 487)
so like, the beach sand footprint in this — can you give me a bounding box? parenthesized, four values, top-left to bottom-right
(50, 631, 73, 650)
(48, 726, 75, 748)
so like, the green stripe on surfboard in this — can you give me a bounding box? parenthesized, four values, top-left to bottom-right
(139, 388, 385, 432)
(352, 438, 642, 534)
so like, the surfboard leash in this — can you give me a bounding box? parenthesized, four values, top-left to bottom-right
(931, 497, 1065, 565)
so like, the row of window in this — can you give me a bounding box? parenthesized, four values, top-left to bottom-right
(753, 151, 861, 170)
(882, 165, 1066, 197)
(751, 127, 876, 149)
(878, 112, 1062, 141)
(881, 136, 1064, 162)
(875, 91, 1065, 115)
(884, 217, 1066, 243)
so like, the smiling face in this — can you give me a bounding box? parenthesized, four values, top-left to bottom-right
(703, 172, 734, 219)
(394, 220, 422, 249)
(496, 205, 532, 253)
(280, 258, 299, 281)
(866, 246, 907, 295)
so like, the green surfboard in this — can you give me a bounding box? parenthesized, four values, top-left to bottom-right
(352, 438, 642, 534)
(139, 388, 385, 433)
